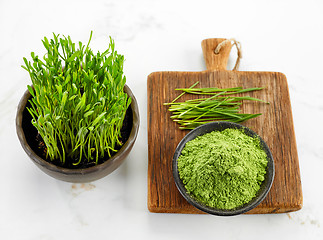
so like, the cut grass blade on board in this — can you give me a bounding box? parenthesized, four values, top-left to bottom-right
(165, 81, 268, 130)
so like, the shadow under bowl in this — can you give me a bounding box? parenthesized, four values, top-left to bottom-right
(172, 121, 274, 216)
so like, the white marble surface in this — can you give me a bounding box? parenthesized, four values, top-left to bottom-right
(0, 0, 322, 239)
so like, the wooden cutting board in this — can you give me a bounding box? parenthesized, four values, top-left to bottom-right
(147, 38, 303, 214)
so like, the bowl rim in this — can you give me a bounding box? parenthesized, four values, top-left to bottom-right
(172, 121, 275, 216)
(16, 84, 140, 176)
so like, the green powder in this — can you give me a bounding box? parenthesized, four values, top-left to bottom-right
(177, 128, 268, 210)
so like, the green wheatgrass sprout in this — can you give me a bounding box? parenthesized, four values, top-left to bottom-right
(165, 81, 268, 130)
(22, 31, 131, 166)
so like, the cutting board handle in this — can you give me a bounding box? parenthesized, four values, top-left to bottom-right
(201, 38, 232, 71)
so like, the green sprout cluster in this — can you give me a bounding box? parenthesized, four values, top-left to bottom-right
(22, 32, 131, 166)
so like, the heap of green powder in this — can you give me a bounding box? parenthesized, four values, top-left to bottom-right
(177, 128, 268, 210)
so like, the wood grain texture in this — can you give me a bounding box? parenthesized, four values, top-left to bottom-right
(147, 39, 302, 214)
(201, 38, 232, 70)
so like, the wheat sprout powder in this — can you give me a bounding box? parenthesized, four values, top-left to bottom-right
(177, 128, 268, 210)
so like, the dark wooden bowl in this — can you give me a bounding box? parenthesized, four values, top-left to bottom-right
(16, 85, 139, 183)
(173, 121, 274, 216)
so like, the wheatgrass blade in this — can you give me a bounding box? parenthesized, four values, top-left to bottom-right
(166, 81, 268, 130)
(22, 32, 131, 166)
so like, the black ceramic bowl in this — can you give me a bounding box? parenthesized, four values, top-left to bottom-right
(173, 121, 274, 216)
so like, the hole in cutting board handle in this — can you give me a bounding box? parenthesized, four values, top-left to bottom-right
(201, 38, 232, 71)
